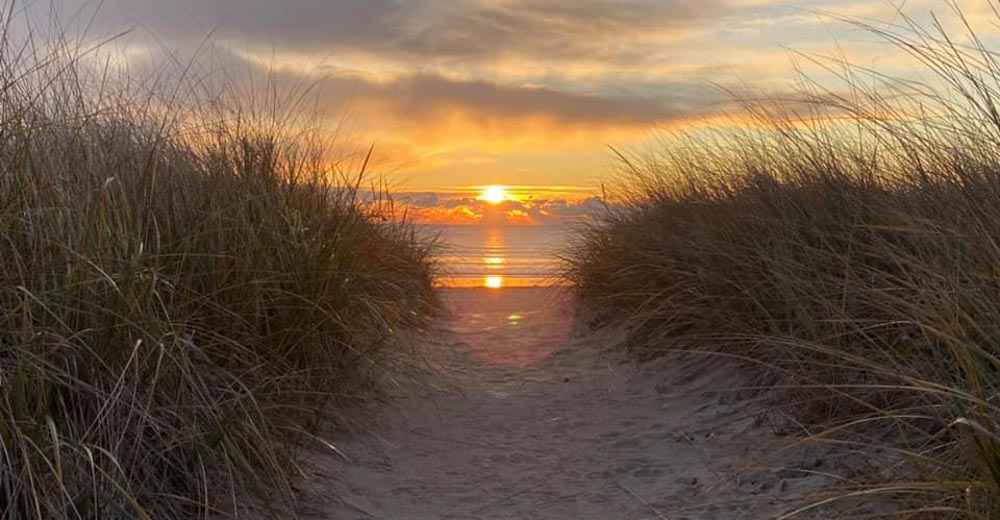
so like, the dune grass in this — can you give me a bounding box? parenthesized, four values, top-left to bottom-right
(568, 6, 1000, 517)
(0, 13, 436, 520)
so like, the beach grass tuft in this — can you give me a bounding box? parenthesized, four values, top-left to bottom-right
(0, 11, 436, 520)
(568, 5, 1000, 516)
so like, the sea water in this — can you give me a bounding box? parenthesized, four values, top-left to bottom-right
(422, 225, 573, 288)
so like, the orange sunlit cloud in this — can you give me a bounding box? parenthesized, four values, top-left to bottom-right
(391, 186, 604, 226)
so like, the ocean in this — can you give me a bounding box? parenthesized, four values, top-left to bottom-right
(421, 225, 574, 288)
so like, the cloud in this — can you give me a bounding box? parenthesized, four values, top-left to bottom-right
(390, 0, 726, 63)
(338, 72, 682, 127)
(53, 0, 724, 66)
(34, 0, 983, 204)
(36, 0, 809, 151)
(393, 190, 607, 225)
(50, 0, 412, 50)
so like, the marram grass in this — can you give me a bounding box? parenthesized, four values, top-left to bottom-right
(0, 14, 436, 520)
(568, 6, 1000, 518)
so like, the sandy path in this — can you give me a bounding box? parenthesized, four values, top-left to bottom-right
(292, 288, 857, 520)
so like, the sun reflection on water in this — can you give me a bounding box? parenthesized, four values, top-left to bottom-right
(483, 228, 506, 289)
(430, 224, 572, 288)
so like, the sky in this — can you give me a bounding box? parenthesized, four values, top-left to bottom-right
(38, 0, 1000, 224)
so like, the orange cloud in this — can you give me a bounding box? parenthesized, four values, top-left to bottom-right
(392, 188, 605, 226)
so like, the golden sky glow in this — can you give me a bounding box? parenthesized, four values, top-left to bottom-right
(45, 0, 1000, 225)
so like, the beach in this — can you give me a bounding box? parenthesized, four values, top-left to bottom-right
(289, 288, 882, 519)
(8, 2, 1000, 516)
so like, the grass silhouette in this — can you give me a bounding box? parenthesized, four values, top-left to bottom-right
(568, 5, 1000, 517)
(0, 8, 436, 519)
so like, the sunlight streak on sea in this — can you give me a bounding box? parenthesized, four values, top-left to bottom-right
(422, 225, 572, 288)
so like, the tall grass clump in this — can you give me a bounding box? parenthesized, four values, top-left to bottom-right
(569, 5, 1000, 516)
(0, 11, 436, 520)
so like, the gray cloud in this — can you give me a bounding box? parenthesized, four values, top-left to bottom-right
(111, 40, 706, 132)
(345, 73, 678, 126)
(51, 0, 413, 49)
(37, 0, 725, 132)
(392, 0, 726, 62)
(51, 0, 727, 65)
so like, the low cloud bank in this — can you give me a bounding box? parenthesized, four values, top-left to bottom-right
(393, 191, 607, 225)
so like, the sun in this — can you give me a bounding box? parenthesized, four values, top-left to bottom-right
(480, 185, 507, 204)
(484, 276, 504, 289)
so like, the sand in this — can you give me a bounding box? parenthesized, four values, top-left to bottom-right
(290, 288, 882, 519)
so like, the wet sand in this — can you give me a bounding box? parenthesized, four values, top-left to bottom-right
(291, 288, 878, 519)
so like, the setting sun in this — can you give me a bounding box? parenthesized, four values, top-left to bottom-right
(480, 185, 507, 204)
(484, 276, 504, 289)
